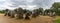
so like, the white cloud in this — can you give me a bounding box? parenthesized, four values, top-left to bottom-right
(0, 0, 16, 10)
(26, 0, 34, 3)
(0, 0, 6, 1)
(18, 5, 37, 10)
(0, 0, 58, 10)
(55, 0, 60, 2)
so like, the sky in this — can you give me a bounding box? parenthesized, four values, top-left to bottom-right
(0, 0, 60, 11)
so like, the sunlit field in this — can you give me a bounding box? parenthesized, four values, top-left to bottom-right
(0, 13, 60, 23)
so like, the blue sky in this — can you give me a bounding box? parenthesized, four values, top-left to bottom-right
(0, 0, 60, 10)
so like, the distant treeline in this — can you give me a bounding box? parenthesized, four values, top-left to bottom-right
(0, 10, 5, 13)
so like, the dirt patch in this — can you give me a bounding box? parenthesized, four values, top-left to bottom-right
(0, 14, 54, 23)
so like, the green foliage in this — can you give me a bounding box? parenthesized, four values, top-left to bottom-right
(0, 10, 5, 13)
(51, 2, 60, 15)
(55, 18, 60, 23)
(52, 2, 60, 8)
(54, 9, 60, 16)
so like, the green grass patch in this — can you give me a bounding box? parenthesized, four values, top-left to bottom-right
(55, 18, 60, 23)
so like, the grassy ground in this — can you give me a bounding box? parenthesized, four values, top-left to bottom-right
(55, 18, 60, 23)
